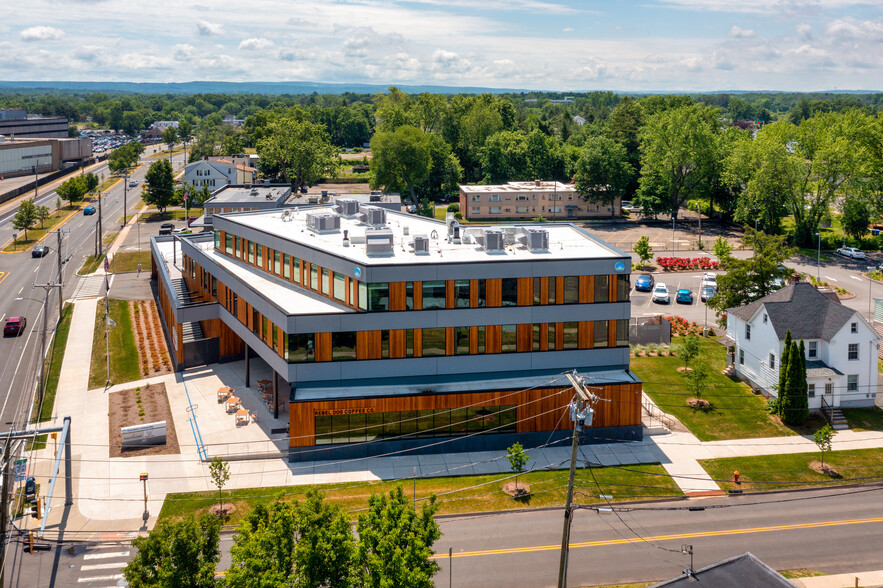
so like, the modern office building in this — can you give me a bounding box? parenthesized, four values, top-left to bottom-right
(459, 180, 621, 221)
(0, 109, 69, 139)
(0, 136, 93, 178)
(151, 203, 640, 461)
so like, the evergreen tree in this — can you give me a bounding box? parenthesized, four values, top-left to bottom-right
(791, 340, 810, 425)
(777, 330, 792, 418)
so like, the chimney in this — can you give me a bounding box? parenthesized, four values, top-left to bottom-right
(790, 272, 801, 283)
(534, 179, 541, 187)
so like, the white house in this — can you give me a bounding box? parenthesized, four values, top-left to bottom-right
(724, 281, 879, 410)
(182, 157, 256, 189)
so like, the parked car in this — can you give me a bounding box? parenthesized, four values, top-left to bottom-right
(3, 317, 26, 337)
(651, 283, 670, 304)
(700, 285, 716, 302)
(172, 228, 192, 235)
(634, 273, 655, 292)
(159, 222, 174, 235)
(701, 272, 717, 288)
(187, 216, 198, 227)
(837, 246, 865, 259)
(31, 245, 48, 258)
(676, 288, 694, 304)
(83, 206, 96, 215)
(770, 276, 786, 290)
(621, 201, 643, 214)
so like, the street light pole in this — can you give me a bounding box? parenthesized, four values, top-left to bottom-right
(123, 170, 128, 229)
(816, 232, 821, 283)
(695, 202, 702, 248)
(671, 216, 675, 255)
(754, 218, 759, 234)
(97, 191, 103, 256)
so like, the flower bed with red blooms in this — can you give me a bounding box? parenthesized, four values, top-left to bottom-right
(656, 256, 719, 271)
(663, 315, 715, 337)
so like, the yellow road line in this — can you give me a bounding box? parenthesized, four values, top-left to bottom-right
(432, 516, 883, 559)
(0, 205, 84, 253)
(0, 271, 8, 287)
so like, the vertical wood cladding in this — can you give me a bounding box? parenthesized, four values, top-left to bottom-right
(389, 282, 407, 311)
(517, 278, 532, 306)
(289, 382, 642, 447)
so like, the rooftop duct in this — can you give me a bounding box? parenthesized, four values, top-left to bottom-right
(412, 234, 430, 254)
(365, 227, 394, 256)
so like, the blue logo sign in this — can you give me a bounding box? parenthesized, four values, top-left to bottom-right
(354, 267, 362, 279)
(614, 262, 626, 273)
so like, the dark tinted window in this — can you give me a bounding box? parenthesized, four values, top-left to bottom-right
(422, 281, 446, 310)
(422, 327, 446, 356)
(501, 278, 518, 307)
(564, 276, 579, 304)
(594, 275, 610, 303)
(331, 331, 356, 361)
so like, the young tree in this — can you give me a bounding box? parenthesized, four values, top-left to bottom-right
(684, 363, 708, 401)
(573, 135, 635, 220)
(35, 204, 50, 228)
(162, 125, 178, 162)
(208, 456, 230, 517)
(355, 485, 441, 588)
(633, 235, 653, 268)
(144, 159, 175, 213)
(712, 235, 733, 265)
(123, 514, 221, 588)
(12, 199, 38, 240)
(294, 490, 356, 588)
(813, 424, 836, 468)
(507, 442, 529, 495)
(225, 502, 297, 588)
(678, 334, 700, 370)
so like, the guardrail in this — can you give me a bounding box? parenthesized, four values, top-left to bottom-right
(642, 392, 675, 431)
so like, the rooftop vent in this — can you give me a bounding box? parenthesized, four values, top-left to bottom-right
(363, 206, 387, 227)
(365, 227, 394, 256)
(412, 234, 430, 255)
(524, 228, 550, 252)
(306, 212, 341, 233)
(336, 198, 360, 217)
(369, 194, 381, 202)
(482, 228, 505, 253)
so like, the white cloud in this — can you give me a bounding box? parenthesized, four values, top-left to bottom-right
(20, 26, 64, 41)
(432, 49, 465, 69)
(238, 37, 274, 51)
(196, 20, 223, 36)
(173, 44, 195, 61)
(563, 27, 574, 33)
(796, 23, 814, 40)
(728, 26, 755, 38)
(825, 18, 883, 42)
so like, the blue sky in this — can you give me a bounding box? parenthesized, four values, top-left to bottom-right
(2, 0, 881, 91)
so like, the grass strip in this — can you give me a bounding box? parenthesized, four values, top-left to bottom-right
(699, 447, 883, 492)
(109, 251, 152, 273)
(79, 254, 105, 275)
(88, 299, 141, 389)
(631, 337, 794, 441)
(28, 303, 74, 449)
(158, 463, 680, 526)
(3, 207, 78, 253)
(840, 407, 883, 432)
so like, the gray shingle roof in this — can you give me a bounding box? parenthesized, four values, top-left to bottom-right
(728, 282, 855, 341)
(806, 360, 843, 378)
(650, 552, 792, 587)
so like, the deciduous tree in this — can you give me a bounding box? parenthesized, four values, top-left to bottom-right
(370, 125, 431, 202)
(208, 456, 229, 517)
(813, 424, 835, 468)
(574, 135, 635, 220)
(12, 199, 38, 240)
(256, 116, 340, 189)
(144, 159, 175, 213)
(507, 442, 529, 494)
(633, 235, 653, 268)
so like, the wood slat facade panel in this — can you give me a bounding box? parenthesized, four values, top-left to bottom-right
(389, 282, 407, 311)
(315, 332, 332, 362)
(579, 276, 592, 304)
(289, 382, 642, 447)
(517, 278, 533, 306)
(446, 280, 455, 309)
(390, 329, 406, 358)
(516, 324, 533, 352)
(487, 279, 502, 307)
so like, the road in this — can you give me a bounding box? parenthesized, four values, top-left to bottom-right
(10, 485, 883, 587)
(0, 147, 185, 434)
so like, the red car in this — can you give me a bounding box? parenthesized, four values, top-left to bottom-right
(4, 317, 26, 337)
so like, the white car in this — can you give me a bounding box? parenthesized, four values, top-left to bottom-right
(651, 283, 670, 304)
(837, 246, 866, 259)
(701, 272, 717, 288)
(621, 201, 643, 214)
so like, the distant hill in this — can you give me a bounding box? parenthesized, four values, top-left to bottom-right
(0, 80, 526, 95)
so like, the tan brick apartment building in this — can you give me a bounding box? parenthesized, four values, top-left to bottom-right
(459, 180, 621, 221)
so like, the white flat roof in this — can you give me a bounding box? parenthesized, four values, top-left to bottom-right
(220, 207, 623, 266)
(459, 181, 573, 193)
(193, 240, 348, 315)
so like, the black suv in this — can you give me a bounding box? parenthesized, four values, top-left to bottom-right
(159, 223, 174, 235)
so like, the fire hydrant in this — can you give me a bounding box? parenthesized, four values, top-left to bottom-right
(733, 471, 740, 484)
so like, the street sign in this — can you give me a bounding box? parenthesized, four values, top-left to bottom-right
(14, 459, 27, 483)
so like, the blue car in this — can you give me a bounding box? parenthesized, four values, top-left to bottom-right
(83, 206, 96, 215)
(634, 273, 654, 292)
(676, 288, 694, 304)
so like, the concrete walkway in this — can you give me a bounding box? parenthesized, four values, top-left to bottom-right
(95, 204, 149, 276)
(794, 569, 883, 587)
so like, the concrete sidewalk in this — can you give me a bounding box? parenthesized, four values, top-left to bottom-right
(793, 569, 883, 587)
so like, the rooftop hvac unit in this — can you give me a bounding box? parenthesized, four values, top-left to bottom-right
(306, 212, 341, 233)
(524, 228, 550, 252)
(336, 198, 360, 217)
(369, 194, 381, 202)
(482, 228, 505, 253)
(365, 227, 394, 256)
(412, 234, 429, 254)
(364, 206, 387, 226)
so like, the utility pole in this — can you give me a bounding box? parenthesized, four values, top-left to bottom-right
(49, 229, 68, 319)
(35, 283, 63, 406)
(97, 190, 103, 256)
(557, 373, 596, 588)
(0, 436, 13, 588)
(123, 170, 128, 229)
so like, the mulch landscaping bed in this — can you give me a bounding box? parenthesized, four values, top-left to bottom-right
(108, 382, 180, 458)
(131, 300, 173, 377)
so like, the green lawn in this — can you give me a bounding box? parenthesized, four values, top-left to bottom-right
(33, 303, 74, 424)
(841, 407, 883, 432)
(78, 253, 105, 275)
(699, 447, 883, 492)
(109, 251, 152, 273)
(142, 209, 189, 222)
(4, 208, 77, 252)
(88, 299, 141, 389)
(795, 248, 833, 261)
(158, 463, 680, 526)
(631, 337, 795, 441)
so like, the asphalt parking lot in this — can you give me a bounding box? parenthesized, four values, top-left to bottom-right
(582, 219, 745, 255)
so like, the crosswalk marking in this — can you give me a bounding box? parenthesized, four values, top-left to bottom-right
(83, 551, 130, 560)
(0, 271, 8, 287)
(80, 562, 125, 571)
(78, 574, 123, 583)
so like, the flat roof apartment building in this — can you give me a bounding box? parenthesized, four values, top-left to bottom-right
(460, 180, 621, 221)
(151, 203, 640, 461)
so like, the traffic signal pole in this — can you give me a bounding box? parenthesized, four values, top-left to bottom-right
(0, 437, 13, 587)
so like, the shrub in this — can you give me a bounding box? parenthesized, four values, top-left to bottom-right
(446, 203, 460, 213)
(646, 343, 658, 355)
(655, 256, 720, 271)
